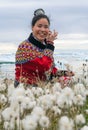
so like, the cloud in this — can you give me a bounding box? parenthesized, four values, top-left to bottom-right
(0, 42, 17, 54)
(58, 33, 88, 40)
(0, 0, 88, 7)
(0, 0, 88, 50)
(55, 40, 88, 50)
(0, 29, 29, 42)
(54, 33, 88, 50)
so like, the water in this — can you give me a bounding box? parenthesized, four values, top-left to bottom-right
(0, 53, 15, 79)
(54, 49, 88, 61)
(0, 64, 15, 79)
(0, 49, 88, 79)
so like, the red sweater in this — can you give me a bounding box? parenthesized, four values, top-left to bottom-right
(15, 33, 58, 85)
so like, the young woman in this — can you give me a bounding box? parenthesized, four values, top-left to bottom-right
(14, 8, 74, 87)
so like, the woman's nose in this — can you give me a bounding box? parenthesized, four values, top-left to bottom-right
(41, 27, 46, 31)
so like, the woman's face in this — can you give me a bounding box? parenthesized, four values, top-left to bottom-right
(32, 18, 50, 42)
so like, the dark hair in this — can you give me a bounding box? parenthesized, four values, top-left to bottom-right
(31, 9, 50, 27)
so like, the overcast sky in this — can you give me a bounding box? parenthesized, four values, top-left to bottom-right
(0, 0, 88, 51)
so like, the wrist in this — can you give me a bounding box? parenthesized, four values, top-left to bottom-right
(46, 44, 54, 51)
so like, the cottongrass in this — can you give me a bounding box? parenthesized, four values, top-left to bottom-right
(0, 60, 88, 130)
(58, 116, 74, 130)
(81, 126, 88, 130)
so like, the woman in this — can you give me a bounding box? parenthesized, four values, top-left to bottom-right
(14, 8, 73, 87)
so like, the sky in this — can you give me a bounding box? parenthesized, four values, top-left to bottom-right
(0, 0, 88, 53)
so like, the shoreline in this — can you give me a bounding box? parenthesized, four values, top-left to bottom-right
(0, 61, 15, 64)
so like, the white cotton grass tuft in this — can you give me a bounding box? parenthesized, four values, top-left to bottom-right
(62, 87, 74, 106)
(8, 86, 26, 106)
(9, 94, 25, 110)
(83, 77, 88, 87)
(4, 121, 10, 130)
(31, 87, 44, 97)
(31, 106, 45, 119)
(44, 88, 50, 94)
(73, 94, 86, 106)
(85, 109, 88, 114)
(58, 116, 74, 130)
(56, 87, 74, 108)
(22, 115, 37, 130)
(37, 94, 54, 110)
(54, 91, 61, 101)
(56, 94, 65, 108)
(21, 97, 36, 110)
(0, 94, 7, 104)
(0, 83, 6, 91)
(25, 88, 34, 100)
(80, 125, 88, 130)
(9, 119, 15, 130)
(52, 82, 62, 93)
(75, 114, 86, 125)
(7, 83, 15, 97)
(2, 107, 13, 121)
(39, 116, 50, 128)
(11, 85, 25, 97)
(85, 89, 88, 96)
(73, 83, 86, 97)
(2, 106, 20, 123)
(51, 106, 61, 115)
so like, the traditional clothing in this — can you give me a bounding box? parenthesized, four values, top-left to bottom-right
(14, 33, 57, 86)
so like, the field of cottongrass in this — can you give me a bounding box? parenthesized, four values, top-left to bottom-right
(0, 60, 88, 130)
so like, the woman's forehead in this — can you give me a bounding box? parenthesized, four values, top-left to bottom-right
(35, 18, 49, 24)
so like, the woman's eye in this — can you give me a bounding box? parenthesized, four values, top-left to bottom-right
(38, 25, 42, 27)
(38, 25, 49, 28)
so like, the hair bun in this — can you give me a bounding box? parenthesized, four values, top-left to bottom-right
(34, 8, 45, 16)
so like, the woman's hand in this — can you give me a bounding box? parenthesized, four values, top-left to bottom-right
(46, 30, 58, 43)
(57, 70, 74, 77)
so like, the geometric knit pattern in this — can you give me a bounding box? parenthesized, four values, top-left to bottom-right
(16, 40, 54, 64)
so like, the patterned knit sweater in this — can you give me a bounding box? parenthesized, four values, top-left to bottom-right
(15, 33, 57, 85)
